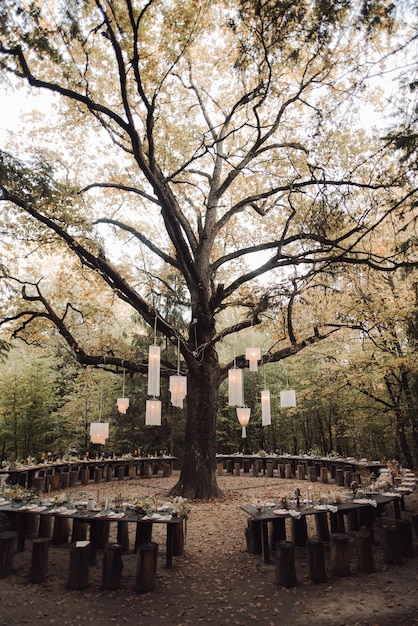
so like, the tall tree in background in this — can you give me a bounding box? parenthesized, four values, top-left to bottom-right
(0, 0, 417, 497)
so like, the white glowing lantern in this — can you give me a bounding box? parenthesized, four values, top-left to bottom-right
(228, 368, 243, 406)
(261, 389, 271, 426)
(237, 407, 251, 438)
(169, 374, 187, 408)
(280, 389, 296, 407)
(90, 422, 109, 445)
(145, 399, 161, 426)
(117, 397, 129, 414)
(147, 344, 160, 397)
(245, 346, 261, 372)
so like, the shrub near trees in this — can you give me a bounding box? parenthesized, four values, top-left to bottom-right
(0, 1, 417, 497)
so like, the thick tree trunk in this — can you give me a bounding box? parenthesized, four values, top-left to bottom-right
(169, 346, 222, 499)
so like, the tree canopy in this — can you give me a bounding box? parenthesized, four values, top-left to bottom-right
(0, 0, 417, 497)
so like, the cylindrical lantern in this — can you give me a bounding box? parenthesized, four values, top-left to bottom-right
(147, 344, 160, 397)
(117, 397, 129, 414)
(145, 399, 161, 426)
(261, 389, 271, 426)
(90, 422, 109, 445)
(169, 374, 187, 408)
(280, 389, 296, 407)
(245, 346, 261, 372)
(228, 367, 243, 406)
(237, 407, 251, 438)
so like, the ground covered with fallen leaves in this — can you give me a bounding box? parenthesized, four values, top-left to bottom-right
(1, 470, 417, 626)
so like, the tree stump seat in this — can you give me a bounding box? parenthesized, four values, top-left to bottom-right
(101, 542, 124, 590)
(0, 531, 17, 578)
(307, 538, 327, 583)
(381, 524, 403, 565)
(30, 537, 49, 583)
(353, 529, 375, 573)
(275, 540, 297, 587)
(67, 541, 90, 589)
(245, 518, 262, 554)
(134, 541, 158, 593)
(330, 532, 350, 577)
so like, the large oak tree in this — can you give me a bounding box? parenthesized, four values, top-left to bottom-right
(0, 0, 417, 497)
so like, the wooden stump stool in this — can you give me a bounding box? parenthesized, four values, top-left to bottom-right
(81, 468, 90, 485)
(308, 466, 317, 482)
(266, 462, 274, 477)
(117, 520, 130, 553)
(135, 522, 153, 552)
(67, 541, 90, 589)
(234, 462, 241, 476)
(381, 525, 403, 565)
(60, 472, 70, 490)
(101, 542, 124, 590)
(275, 541, 297, 587)
(0, 531, 18, 578)
(335, 469, 345, 487)
(307, 538, 327, 583)
(245, 519, 262, 554)
(330, 533, 350, 577)
(30, 537, 49, 583)
(89, 518, 110, 550)
(94, 467, 102, 483)
(38, 515, 53, 540)
(320, 467, 328, 484)
(251, 462, 259, 477)
(297, 464, 306, 480)
(134, 542, 158, 593)
(285, 464, 293, 479)
(33, 477, 45, 493)
(278, 464, 285, 479)
(396, 518, 414, 558)
(270, 517, 286, 551)
(353, 529, 375, 573)
(217, 462, 224, 476)
(69, 470, 78, 487)
(291, 515, 308, 547)
(315, 512, 330, 542)
(71, 519, 88, 543)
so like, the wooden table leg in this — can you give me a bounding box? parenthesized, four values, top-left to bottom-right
(260, 520, 270, 564)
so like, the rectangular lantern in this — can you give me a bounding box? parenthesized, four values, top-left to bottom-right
(245, 346, 261, 371)
(280, 389, 296, 407)
(261, 389, 271, 426)
(90, 422, 109, 445)
(147, 344, 161, 397)
(228, 368, 243, 406)
(145, 399, 161, 426)
(169, 374, 187, 408)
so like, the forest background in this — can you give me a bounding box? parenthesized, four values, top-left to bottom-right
(0, 0, 418, 498)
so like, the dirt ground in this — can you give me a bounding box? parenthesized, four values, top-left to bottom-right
(0, 470, 417, 626)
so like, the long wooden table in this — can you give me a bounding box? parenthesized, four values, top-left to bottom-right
(241, 492, 408, 564)
(0, 499, 184, 568)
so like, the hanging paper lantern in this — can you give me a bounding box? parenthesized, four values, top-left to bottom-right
(169, 374, 187, 408)
(147, 344, 160, 397)
(261, 389, 271, 426)
(90, 422, 109, 445)
(280, 389, 296, 407)
(117, 397, 129, 414)
(237, 406, 251, 438)
(228, 368, 243, 406)
(245, 346, 261, 372)
(145, 399, 161, 426)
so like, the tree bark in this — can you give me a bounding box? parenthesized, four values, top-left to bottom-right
(170, 347, 222, 499)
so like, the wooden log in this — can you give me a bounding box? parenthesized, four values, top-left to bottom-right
(117, 520, 130, 553)
(297, 464, 306, 480)
(38, 515, 53, 540)
(346, 510, 360, 532)
(25, 514, 39, 539)
(320, 467, 328, 484)
(134, 541, 158, 593)
(51, 473, 61, 491)
(275, 541, 297, 587)
(335, 469, 345, 487)
(307, 466, 317, 483)
(60, 472, 70, 490)
(266, 462, 274, 477)
(330, 533, 350, 577)
(315, 512, 330, 542)
(128, 464, 137, 479)
(353, 529, 375, 573)
(67, 541, 90, 589)
(396, 518, 414, 558)
(291, 516, 308, 548)
(29, 537, 49, 583)
(278, 464, 285, 478)
(330, 511, 345, 534)
(245, 518, 262, 554)
(285, 463, 293, 479)
(307, 538, 327, 583)
(71, 519, 88, 543)
(173, 521, 184, 556)
(81, 468, 90, 485)
(143, 463, 153, 479)
(105, 466, 113, 482)
(217, 462, 224, 476)
(135, 521, 153, 552)
(226, 460, 233, 474)
(234, 462, 241, 476)
(381, 525, 403, 565)
(343, 471, 352, 488)
(94, 467, 102, 483)
(0, 531, 17, 578)
(251, 461, 259, 477)
(69, 470, 78, 487)
(243, 459, 250, 473)
(163, 463, 172, 477)
(101, 542, 124, 590)
(51, 516, 71, 545)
